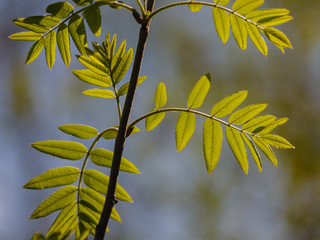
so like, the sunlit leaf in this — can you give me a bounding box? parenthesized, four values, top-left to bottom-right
(245, 22, 267, 55)
(242, 133, 262, 172)
(83, 5, 101, 37)
(118, 76, 146, 96)
(242, 115, 276, 133)
(247, 8, 290, 22)
(83, 169, 133, 202)
(187, 73, 211, 109)
(23, 167, 80, 189)
(253, 136, 277, 166)
(30, 186, 77, 219)
(46, 201, 77, 238)
(90, 148, 140, 173)
(216, 0, 230, 6)
(25, 38, 45, 64)
(261, 134, 294, 149)
(258, 15, 293, 27)
(44, 31, 56, 69)
(188, 4, 202, 12)
(73, 70, 111, 87)
(256, 117, 288, 135)
(9, 32, 43, 41)
(211, 90, 247, 117)
(46, 2, 74, 19)
(73, 0, 93, 6)
(68, 14, 87, 55)
(31, 232, 45, 240)
(112, 48, 133, 84)
(13, 16, 56, 33)
(175, 112, 196, 152)
(75, 221, 90, 240)
(212, 7, 230, 44)
(31, 140, 87, 160)
(230, 14, 247, 50)
(203, 119, 223, 174)
(229, 104, 267, 125)
(226, 127, 248, 174)
(154, 82, 167, 108)
(232, 0, 263, 15)
(263, 27, 293, 49)
(57, 24, 71, 67)
(77, 55, 109, 76)
(110, 40, 126, 71)
(58, 124, 98, 139)
(145, 110, 166, 132)
(83, 88, 116, 98)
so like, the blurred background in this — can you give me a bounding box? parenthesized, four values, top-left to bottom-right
(1, 0, 319, 239)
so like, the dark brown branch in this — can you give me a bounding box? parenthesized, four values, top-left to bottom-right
(94, 1, 155, 239)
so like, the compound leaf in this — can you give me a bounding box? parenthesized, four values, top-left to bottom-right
(212, 7, 230, 44)
(226, 127, 248, 174)
(68, 14, 87, 55)
(58, 124, 98, 139)
(46, 2, 74, 19)
(9, 32, 43, 41)
(90, 148, 140, 174)
(30, 186, 77, 219)
(83, 169, 133, 202)
(83, 89, 115, 98)
(261, 134, 294, 149)
(211, 90, 247, 117)
(31, 140, 87, 160)
(232, 0, 263, 15)
(245, 21, 268, 55)
(175, 112, 196, 152)
(25, 38, 45, 64)
(145, 110, 166, 132)
(253, 136, 277, 166)
(203, 119, 223, 174)
(154, 82, 167, 108)
(229, 104, 267, 125)
(23, 167, 80, 189)
(118, 76, 146, 96)
(83, 5, 101, 37)
(230, 14, 247, 50)
(187, 73, 211, 109)
(242, 133, 262, 172)
(44, 31, 56, 69)
(57, 24, 71, 67)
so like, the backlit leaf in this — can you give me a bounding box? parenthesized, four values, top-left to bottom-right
(73, 70, 111, 87)
(258, 15, 293, 27)
(90, 148, 140, 173)
(232, 0, 263, 15)
(118, 76, 146, 96)
(77, 55, 109, 76)
(58, 124, 98, 139)
(83, 5, 101, 37)
(211, 90, 247, 117)
(229, 104, 267, 125)
(187, 73, 211, 109)
(31, 140, 87, 160)
(68, 15, 87, 55)
(73, 0, 93, 6)
(112, 48, 133, 84)
(242, 115, 276, 133)
(9, 32, 43, 41)
(57, 24, 71, 67)
(83, 89, 115, 98)
(226, 127, 248, 174)
(30, 186, 77, 219)
(46, 2, 74, 19)
(253, 136, 277, 166)
(13, 17, 54, 33)
(44, 31, 56, 69)
(31, 233, 45, 240)
(56, 213, 77, 240)
(212, 7, 230, 44)
(175, 112, 196, 152)
(188, 4, 202, 12)
(23, 167, 80, 189)
(256, 117, 288, 135)
(111, 40, 126, 71)
(145, 110, 166, 132)
(203, 119, 223, 174)
(247, 8, 290, 22)
(261, 134, 294, 149)
(245, 21, 267, 55)
(154, 82, 167, 108)
(83, 169, 133, 202)
(230, 14, 247, 50)
(263, 27, 293, 49)
(216, 0, 229, 6)
(242, 133, 262, 172)
(25, 38, 45, 64)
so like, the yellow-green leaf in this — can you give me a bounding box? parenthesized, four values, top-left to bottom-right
(72, 69, 111, 87)
(77, 55, 109, 76)
(175, 112, 196, 152)
(90, 148, 140, 174)
(212, 7, 230, 44)
(31, 140, 87, 160)
(145, 110, 166, 132)
(261, 134, 294, 149)
(31, 233, 45, 240)
(263, 27, 293, 49)
(30, 186, 77, 219)
(242, 133, 262, 172)
(68, 14, 87, 55)
(46, 2, 74, 19)
(229, 104, 267, 125)
(187, 73, 211, 109)
(57, 24, 71, 67)
(203, 119, 223, 174)
(258, 15, 293, 27)
(232, 0, 263, 15)
(83, 169, 133, 202)
(256, 117, 288, 135)
(247, 8, 290, 22)
(44, 31, 56, 69)
(110, 40, 126, 71)
(245, 21, 268, 55)
(58, 124, 98, 139)
(23, 167, 80, 189)
(242, 115, 276, 133)
(112, 48, 133, 84)
(9, 32, 43, 41)
(83, 88, 115, 98)
(230, 14, 247, 50)
(253, 136, 277, 166)
(25, 38, 45, 64)
(216, 0, 229, 6)
(188, 4, 202, 12)
(83, 5, 101, 37)
(211, 90, 247, 117)
(13, 17, 49, 33)
(154, 82, 167, 108)
(118, 76, 146, 96)
(226, 127, 248, 174)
